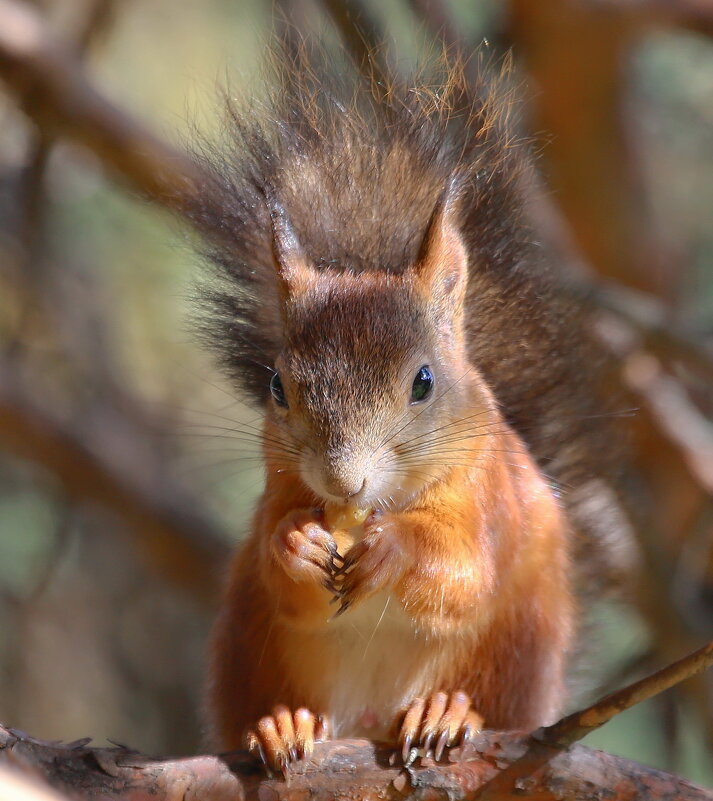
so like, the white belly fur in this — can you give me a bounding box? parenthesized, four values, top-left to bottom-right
(322, 591, 453, 739)
(296, 520, 468, 738)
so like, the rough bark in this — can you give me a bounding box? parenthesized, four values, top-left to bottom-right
(1, 724, 711, 801)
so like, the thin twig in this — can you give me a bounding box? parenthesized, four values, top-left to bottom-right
(475, 639, 713, 799)
(0, 0, 206, 213)
(571, 280, 713, 382)
(0, 363, 229, 605)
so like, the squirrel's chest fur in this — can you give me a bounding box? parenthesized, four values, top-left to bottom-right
(287, 590, 469, 739)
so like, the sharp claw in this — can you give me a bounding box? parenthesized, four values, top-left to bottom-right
(316, 714, 329, 741)
(333, 559, 353, 577)
(462, 724, 473, 744)
(276, 754, 289, 779)
(331, 600, 351, 619)
(289, 746, 298, 762)
(257, 750, 274, 780)
(401, 734, 412, 764)
(423, 732, 434, 757)
(434, 730, 449, 761)
(259, 750, 269, 770)
(323, 579, 339, 593)
(248, 735, 268, 770)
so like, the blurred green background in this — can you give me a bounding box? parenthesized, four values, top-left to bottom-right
(0, 0, 712, 788)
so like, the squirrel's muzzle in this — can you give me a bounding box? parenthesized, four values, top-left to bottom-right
(321, 470, 366, 501)
(316, 447, 368, 502)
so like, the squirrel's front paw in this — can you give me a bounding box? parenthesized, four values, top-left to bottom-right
(270, 508, 341, 593)
(333, 510, 408, 616)
(396, 691, 483, 765)
(245, 705, 329, 778)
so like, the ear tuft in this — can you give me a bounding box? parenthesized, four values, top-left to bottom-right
(414, 178, 468, 307)
(262, 186, 313, 300)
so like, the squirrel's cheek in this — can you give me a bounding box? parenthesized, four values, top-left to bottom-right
(386, 459, 441, 495)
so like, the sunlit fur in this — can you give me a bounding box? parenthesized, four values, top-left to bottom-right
(266, 260, 488, 509)
(207, 170, 574, 751)
(202, 48, 617, 751)
(192, 47, 620, 550)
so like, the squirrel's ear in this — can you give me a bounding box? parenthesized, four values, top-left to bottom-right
(263, 190, 314, 300)
(414, 180, 468, 308)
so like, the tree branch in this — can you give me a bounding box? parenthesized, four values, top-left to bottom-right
(568, 281, 713, 383)
(1, 724, 711, 801)
(2, 642, 712, 799)
(475, 639, 713, 799)
(0, 363, 228, 605)
(316, 0, 390, 86)
(0, 0, 205, 213)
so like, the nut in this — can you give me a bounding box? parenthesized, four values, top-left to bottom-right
(324, 503, 370, 531)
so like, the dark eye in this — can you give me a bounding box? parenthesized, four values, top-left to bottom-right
(411, 365, 434, 403)
(270, 372, 288, 407)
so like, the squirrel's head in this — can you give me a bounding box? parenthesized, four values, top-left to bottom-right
(261, 185, 496, 511)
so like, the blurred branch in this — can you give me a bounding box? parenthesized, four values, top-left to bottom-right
(2, 723, 712, 801)
(571, 282, 713, 383)
(590, 0, 713, 39)
(2, 645, 712, 799)
(656, 3, 713, 39)
(475, 639, 713, 799)
(404, 0, 469, 52)
(0, 0, 204, 213)
(589, 303, 713, 742)
(624, 352, 713, 493)
(11, 0, 121, 355)
(316, 0, 389, 85)
(0, 363, 228, 605)
(0, 0, 233, 610)
(506, 0, 678, 296)
(73, 0, 119, 54)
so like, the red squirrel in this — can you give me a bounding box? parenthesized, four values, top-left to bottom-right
(197, 54, 615, 774)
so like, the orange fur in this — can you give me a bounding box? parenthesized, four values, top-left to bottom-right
(202, 64, 580, 755)
(207, 414, 573, 748)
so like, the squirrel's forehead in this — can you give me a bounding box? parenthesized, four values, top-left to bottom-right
(285, 283, 426, 367)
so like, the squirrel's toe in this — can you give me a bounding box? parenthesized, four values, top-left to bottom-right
(246, 705, 329, 778)
(396, 690, 482, 765)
